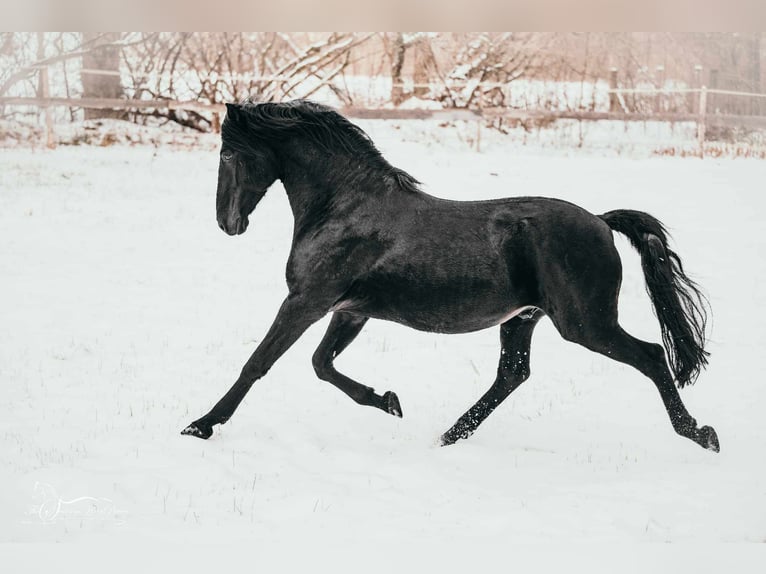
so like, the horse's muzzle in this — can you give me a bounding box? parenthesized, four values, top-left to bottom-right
(218, 216, 249, 236)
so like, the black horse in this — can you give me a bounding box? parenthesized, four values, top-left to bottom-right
(182, 100, 718, 452)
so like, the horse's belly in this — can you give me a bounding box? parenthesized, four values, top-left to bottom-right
(332, 279, 530, 334)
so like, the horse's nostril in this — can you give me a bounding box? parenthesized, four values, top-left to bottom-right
(218, 220, 226, 231)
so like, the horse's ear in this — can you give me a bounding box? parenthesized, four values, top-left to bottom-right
(225, 103, 242, 122)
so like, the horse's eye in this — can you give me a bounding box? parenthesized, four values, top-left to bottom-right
(221, 151, 233, 162)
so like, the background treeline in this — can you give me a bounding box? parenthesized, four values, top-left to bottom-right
(1, 32, 762, 131)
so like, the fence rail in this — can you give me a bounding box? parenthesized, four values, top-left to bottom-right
(3, 87, 766, 154)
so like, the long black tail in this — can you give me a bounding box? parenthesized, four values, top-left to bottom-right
(599, 209, 710, 387)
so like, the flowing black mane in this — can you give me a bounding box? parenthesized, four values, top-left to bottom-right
(222, 100, 421, 193)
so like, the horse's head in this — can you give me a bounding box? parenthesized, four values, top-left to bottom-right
(216, 103, 279, 236)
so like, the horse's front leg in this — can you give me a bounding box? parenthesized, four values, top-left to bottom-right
(182, 294, 327, 439)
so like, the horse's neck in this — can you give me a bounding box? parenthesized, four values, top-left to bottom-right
(279, 152, 385, 233)
(281, 175, 324, 231)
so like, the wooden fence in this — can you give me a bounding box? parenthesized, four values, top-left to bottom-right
(3, 86, 766, 155)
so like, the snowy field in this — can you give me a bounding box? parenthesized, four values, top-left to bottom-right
(1, 122, 766, 562)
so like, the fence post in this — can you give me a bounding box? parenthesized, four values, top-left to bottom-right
(608, 68, 619, 112)
(709, 69, 718, 113)
(37, 66, 55, 149)
(655, 65, 665, 113)
(697, 86, 707, 158)
(691, 65, 702, 113)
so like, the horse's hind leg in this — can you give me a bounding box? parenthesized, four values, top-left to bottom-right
(561, 322, 719, 452)
(312, 312, 402, 417)
(441, 308, 544, 446)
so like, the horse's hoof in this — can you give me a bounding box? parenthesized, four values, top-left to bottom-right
(181, 421, 213, 439)
(698, 425, 720, 452)
(383, 391, 402, 418)
(439, 433, 455, 447)
(439, 427, 471, 447)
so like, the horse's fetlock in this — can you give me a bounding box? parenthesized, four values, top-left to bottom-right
(672, 414, 697, 436)
(507, 358, 531, 383)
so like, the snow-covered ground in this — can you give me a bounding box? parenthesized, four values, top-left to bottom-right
(1, 123, 765, 555)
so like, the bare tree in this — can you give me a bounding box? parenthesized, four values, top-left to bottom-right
(122, 32, 372, 131)
(0, 33, 40, 104)
(435, 33, 550, 109)
(387, 33, 407, 105)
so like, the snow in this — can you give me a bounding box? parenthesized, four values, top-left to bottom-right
(1, 123, 766, 557)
